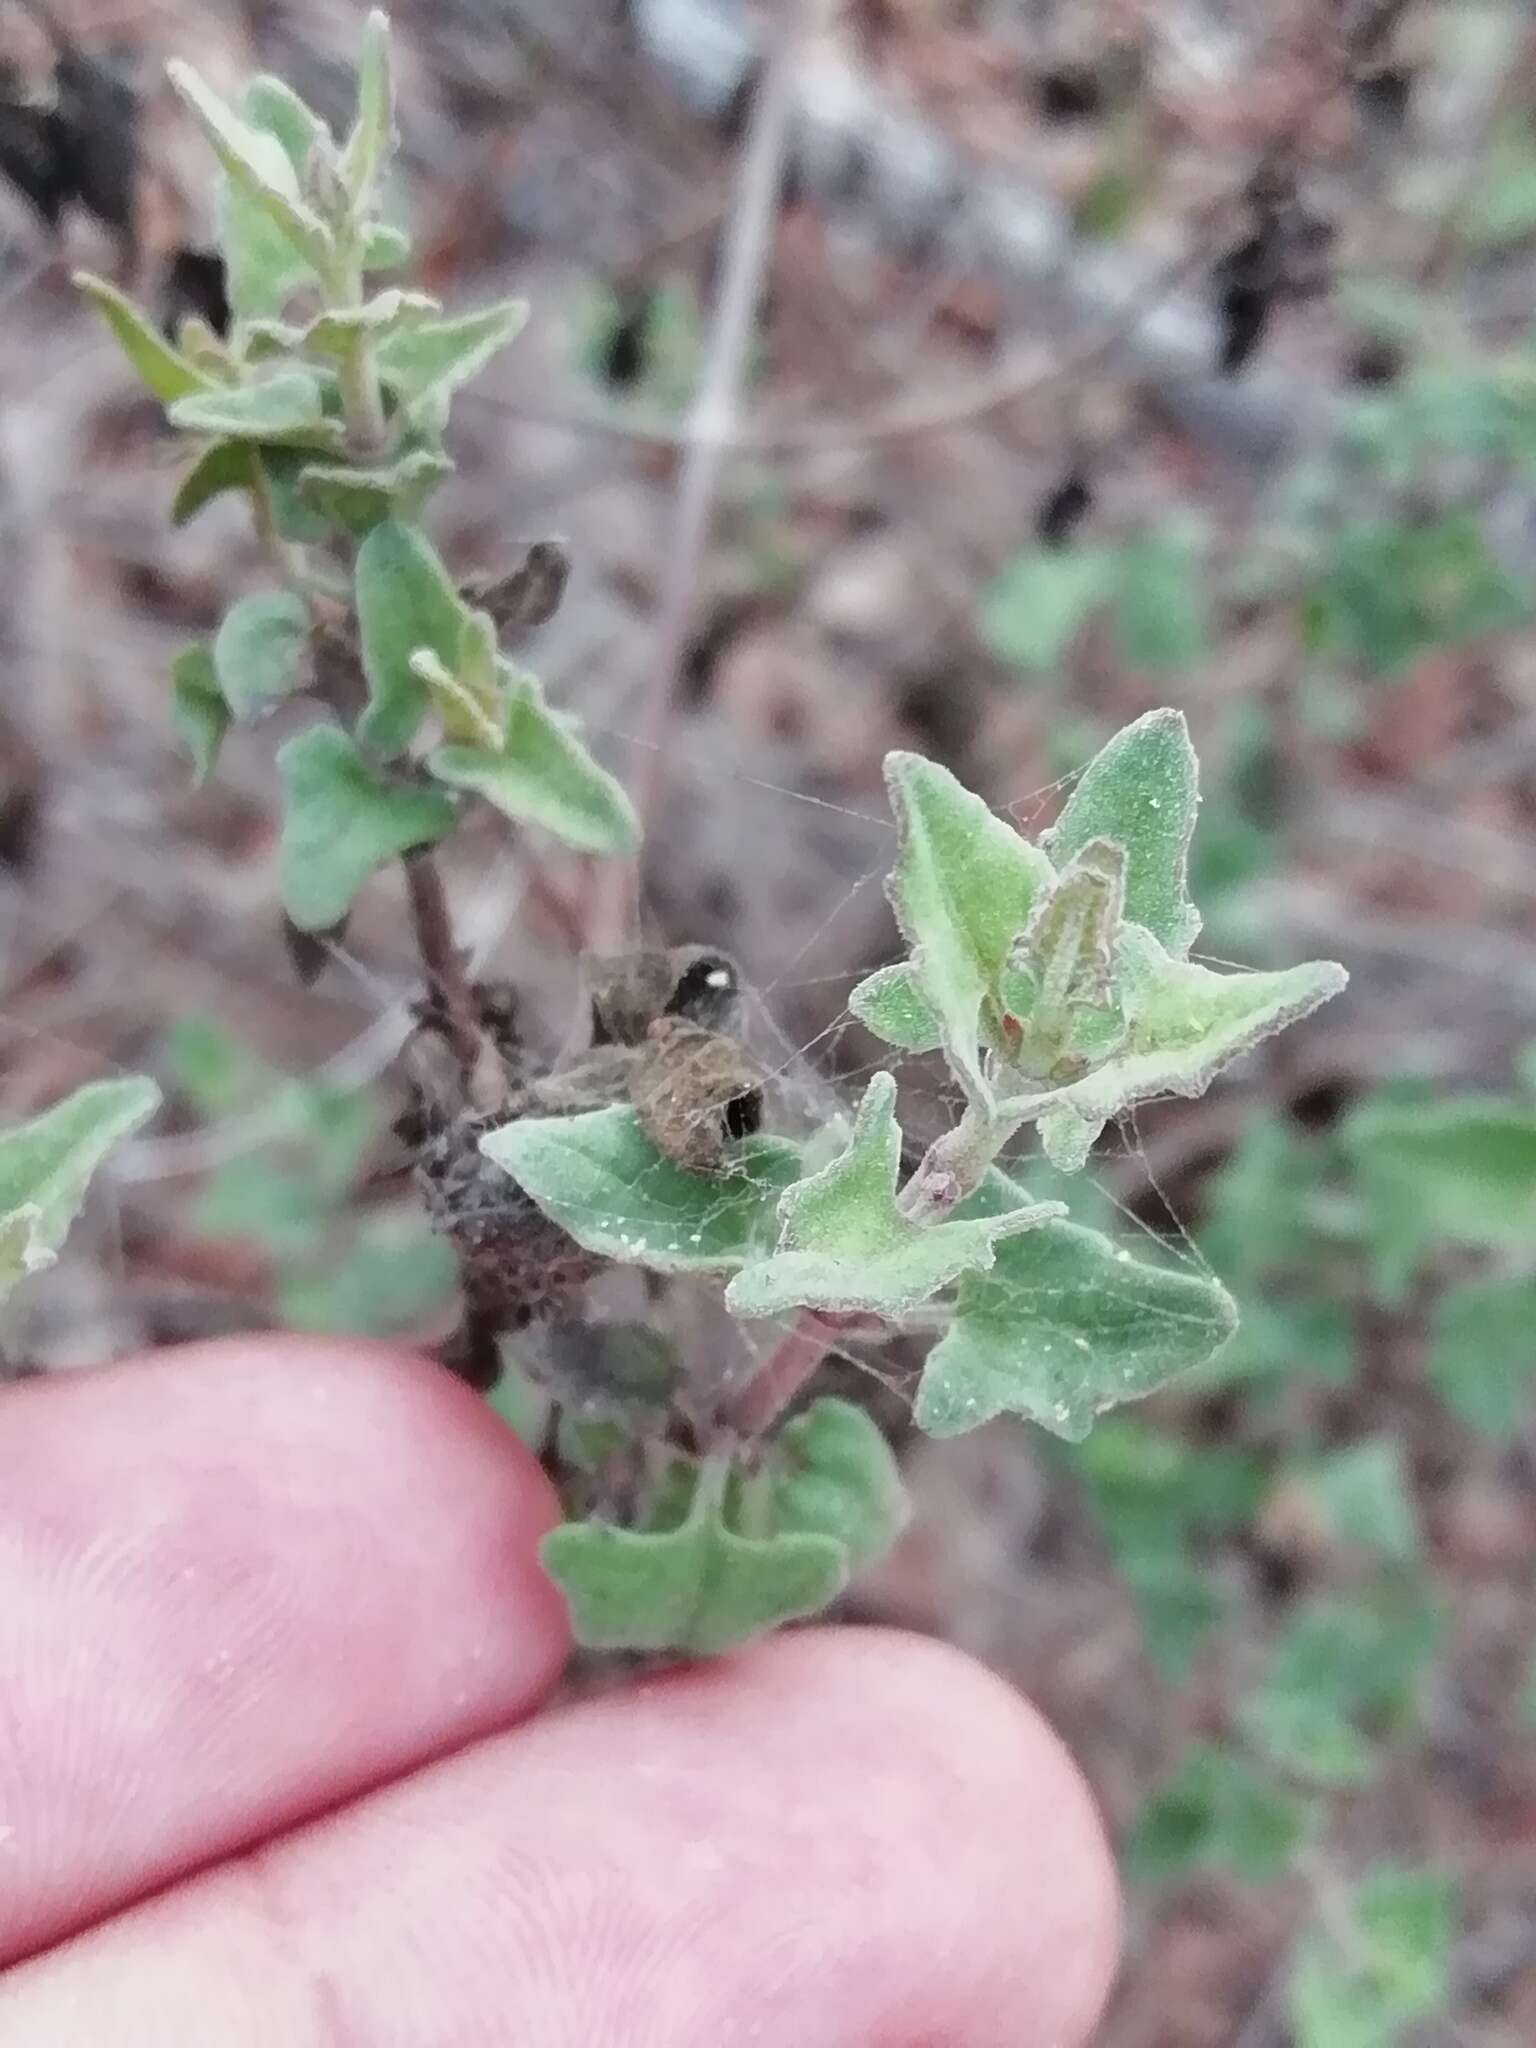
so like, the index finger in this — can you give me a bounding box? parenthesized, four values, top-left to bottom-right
(0, 1337, 571, 1967)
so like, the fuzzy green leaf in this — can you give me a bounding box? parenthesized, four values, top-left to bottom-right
(542, 1460, 848, 1653)
(337, 9, 395, 204)
(1113, 532, 1207, 670)
(213, 591, 310, 718)
(295, 449, 452, 534)
(167, 63, 331, 276)
(429, 667, 639, 855)
(771, 1399, 909, 1568)
(1427, 1276, 1536, 1436)
(1126, 1742, 1310, 1888)
(727, 1074, 1061, 1320)
(915, 1170, 1236, 1439)
(1044, 709, 1201, 956)
(0, 1078, 160, 1298)
(170, 645, 229, 782)
(301, 291, 440, 358)
(362, 221, 411, 271)
(214, 77, 329, 320)
(847, 962, 944, 1052)
(171, 439, 257, 526)
(73, 273, 214, 403)
(1003, 927, 1347, 1155)
(1299, 1440, 1420, 1563)
(480, 1106, 801, 1275)
(374, 299, 528, 419)
(979, 546, 1111, 673)
(169, 371, 345, 450)
(274, 725, 455, 930)
(354, 519, 469, 756)
(1343, 1094, 1536, 1302)
(1290, 1865, 1459, 2048)
(882, 752, 1056, 1098)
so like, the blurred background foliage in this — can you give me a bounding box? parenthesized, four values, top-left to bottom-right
(3, 0, 1536, 2041)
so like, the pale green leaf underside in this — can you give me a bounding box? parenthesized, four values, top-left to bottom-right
(337, 9, 395, 203)
(883, 752, 1055, 1097)
(429, 669, 639, 855)
(374, 299, 528, 416)
(1044, 708, 1201, 956)
(219, 77, 328, 321)
(727, 1073, 1061, 1319)
(355, 519, 469, 756)
(275, 724, 455, 930)
(169, 372, 345, 450)
(480, 1106, 802, 1274)
(166, 61, 331, 274)
(213, 590, 310, 717)
(542, 1490, 847, 1655)
(0, 1077, 161, 1300)
(915, 1170, 1237, 1440)
(771, 1398, 909, 1568)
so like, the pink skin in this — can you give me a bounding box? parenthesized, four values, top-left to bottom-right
(0, 1338, 1119, 2045)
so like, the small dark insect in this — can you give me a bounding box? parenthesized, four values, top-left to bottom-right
(1210, 170, 1335, 377)
(281, 911, 345, 988)
(1036, 468, 1093, 549)
(409, 947, 761, 1356)
(1035, 63, 1103, 123)
(158, 247, 230, 343)
(461, 540, 570, 641)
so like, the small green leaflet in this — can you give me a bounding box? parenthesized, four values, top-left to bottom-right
(213, 591, 310, 717)
(1113, 531, 1208, 671)
(355, 519, 469, 756)
(915, 1170, 1236, 1439)
(770, 1398, 909, 1568)
(73, 273, 214, 404)
(295, 450, 453, 535)
(727, 1074, 1061, 1320)
(1043, 709, 1201, 956)
(171, 645, 229, 782)
(480, 1105, 801, 1275)
(542, 1457, 849, 1654)
(166, 62, 332, 289)
(274, 724, 456, 930)
(978, 546, 1110, 674)
(882, 752, 1055, 1100)
(336, 9, 395, 205)
(847, 963, 943, 1052)
(1428, 1276, 1536, 1436)
(1289, 1864, 1459, 2048)
(429, 667, 639, 856)
(172, 440, 257, 527)
(1125, 1741, 1312, 1888)
(0, 1077, 160, 1300)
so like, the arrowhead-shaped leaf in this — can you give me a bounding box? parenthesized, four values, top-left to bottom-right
(541, 1461, 848, 1653)
(169, 371, 345, 450)
(847, 962, 943, 1051)
(0, 1077, 160, 1299)
(480, 1105, 801, 1274)
(74, 273, 214, 403)
(375, 299, 528, 419)
(882, 752, 1055, 1098)
(275, 724, 455, 930)
(1044, 709, 1201, 956)
(171, 645, 229, 782)
(213, 591, 310, 717)
(429, 666, 639, 855)
(337, 9, 395, 204)
(771, 1398, 909, 1567)
(726, 1073, 1062, 1320)
(354, 519, 469, 755)
(1003, 926, 1346, 1148)
(914, 1170, 1237, 1439)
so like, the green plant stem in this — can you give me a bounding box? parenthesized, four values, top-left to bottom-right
(897, 1099, 1019, 1224)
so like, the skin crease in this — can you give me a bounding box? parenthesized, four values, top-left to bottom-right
(0, 1337, 1119, 2045)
